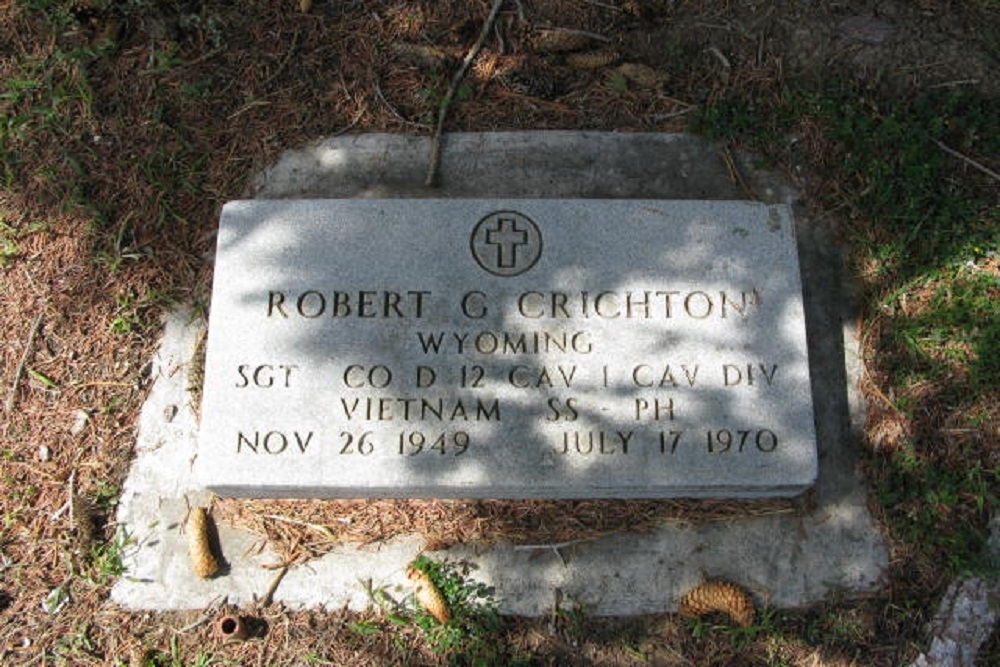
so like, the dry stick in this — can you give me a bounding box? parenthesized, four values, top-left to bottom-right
(5, 312, 43, 414)
(653, 105, 699, 121)
(578, 0, 622, 11)
(511, 538, 595, 551)
(512, 537, 594, 565)
(259, 564, 289, 607)
(263, 513, 336, 538)
(722, 145, 755, 199)
(928, 78, 980, 89)
(512, 0, 525, 21)
(536, 25, 611, 42)
(425, 0, 506, 187)
(933, 139, 1000, 183)
(331, 108, 365, 138)
(141, 47, 223, 75)
(67, 469, 77, 526)
(173, 597, 225, 634)
(374, 79, 431, 129)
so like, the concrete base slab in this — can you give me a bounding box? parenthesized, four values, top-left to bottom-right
(113, 132, 888, 614)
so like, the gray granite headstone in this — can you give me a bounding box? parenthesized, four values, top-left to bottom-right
(197, 198, 817, 498)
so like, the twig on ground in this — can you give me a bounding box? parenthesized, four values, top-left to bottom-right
(512, 0, 525, 21)
(512, 538, 595, 551)
(374, 79, 431, 129)
(425, 0, 506, 187)
(142, 48, 223, 74)
(722, 145, 755, 198)
(928, 78, 980, 89)
(652, 105, 699, 121)
(933, 139, 1000, 183)
(51, 500, 71, 521)
(705, 45, 732, 70)
(5, 312, 42, 414)
(536, 25, 611, 42)
(578, 0, 622, 11)
(548, 588, 563, 635)
(262, 514, 336, 538)
(513, 537, 595, 565)
(173, 597, 225, 634)
(331, 108, 365, 137)
(174, 613, 214, 634)
(259, 565, 289, 607)
(67, 469, 76, 524)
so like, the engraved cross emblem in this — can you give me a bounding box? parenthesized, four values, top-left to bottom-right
(485, 218, 529, 269)
(470, 210, 542, 277)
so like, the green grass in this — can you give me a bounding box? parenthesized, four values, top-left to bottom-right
(3, 1, 213, 263)
(695, 84, 1000, 582)
(882, 264, 1000, 395)
(86, 531, 131, 585)
(876, 451, 997, 573)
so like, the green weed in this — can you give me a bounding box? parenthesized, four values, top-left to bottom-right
(92, 214, 145, 272)
(110, 287, 173, 334)
(111, 290, 141, 333)
(87, 531, 131, 585)
(418, 74, 472, 124)
(0, 236, 21, 269)
(121, 634, 226, 667)
(92, 479, 120, 513)
(52, 623, 97, 660)
(0, 217, 52, 260)
(685, 605, 780, 652)
(606, 71, 629, 95)
(407, 555, 519, 666)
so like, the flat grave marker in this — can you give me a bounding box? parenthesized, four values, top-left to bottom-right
(196, 199, 817, 498)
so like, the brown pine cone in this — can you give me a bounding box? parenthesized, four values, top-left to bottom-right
(614, 63, 669, 89)
(71, 493, 97, 552)
(532, 30, 592, 53)
(406, 565, 450, 624)
(565, 49, 621, 70)
(679, 580, 755, 627)
(187, 507, 220, 579)
(622, 0, 643, 16)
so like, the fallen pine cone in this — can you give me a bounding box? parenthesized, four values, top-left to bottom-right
(531, 30, 592, 53)
(565, 49, 620, 70)
(679, 580, 755, 627)
(406, 564, 450, 624)
(614, 62, 670, 89)
(187, 506, 220, 579)
(71, 492, 98, 553)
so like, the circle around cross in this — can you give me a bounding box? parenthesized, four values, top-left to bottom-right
(470, 211, 543, 277)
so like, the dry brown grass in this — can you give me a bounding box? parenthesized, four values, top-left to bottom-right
(214, 496, 798, 564)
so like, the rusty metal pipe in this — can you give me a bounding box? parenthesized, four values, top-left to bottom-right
(216, 615, 249, 641)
